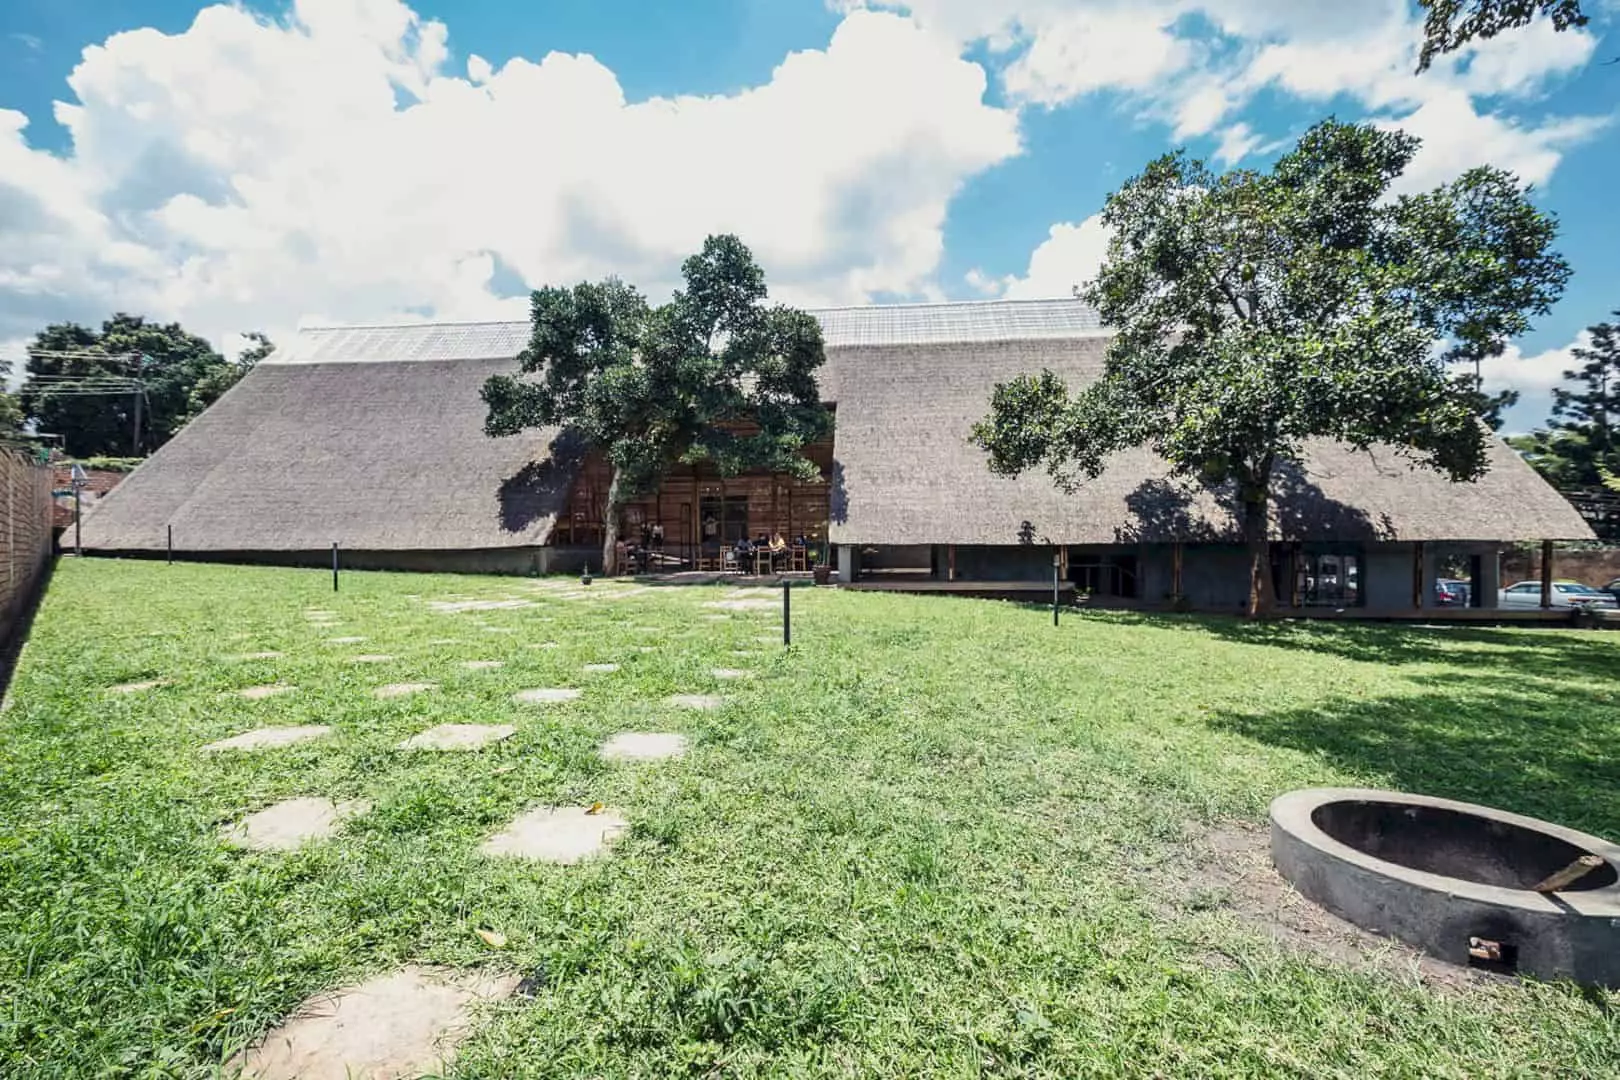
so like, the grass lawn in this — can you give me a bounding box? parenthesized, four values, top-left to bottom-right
(2, 559, 1618, 1078)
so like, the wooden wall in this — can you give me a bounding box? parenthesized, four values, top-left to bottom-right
(553, 435, 834, 564)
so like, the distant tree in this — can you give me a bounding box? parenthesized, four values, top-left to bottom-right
(184, 331, 274, 421)
(1416, 1, 1587, 71)
(971, 120, 1568, 616)
(1510, 312, 1620, 488)
(482, 234, 829, 575)
(21, 315, 229, 457)
(0, 357, 22, 435)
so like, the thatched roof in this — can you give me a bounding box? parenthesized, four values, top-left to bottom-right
(80, 300, 1591, 553)
(823, 337, 1593, 545)
(78, 358, 575, 552)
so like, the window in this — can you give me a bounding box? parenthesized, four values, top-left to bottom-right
(1294, 551, 1361, 606)
(698, 496, 749, 545)
(1507, 583, 1539, 594)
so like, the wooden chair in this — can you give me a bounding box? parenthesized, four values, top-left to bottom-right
(790, 545, 808, 572)
(721, 548, 739, 574)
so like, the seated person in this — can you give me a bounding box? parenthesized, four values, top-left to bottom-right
(770, 532, 787, 552)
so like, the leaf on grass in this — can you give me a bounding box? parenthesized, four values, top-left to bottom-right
(476, 928, 507, 949)
(586, 802, 606, 815)
(492, 765, 516, 775)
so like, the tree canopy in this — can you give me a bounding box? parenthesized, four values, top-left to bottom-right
(1416, 1, 1587, 71)
(971, 119, 1568, 615)
(19, 315, 266, 457)
(482, 234, 829, 574)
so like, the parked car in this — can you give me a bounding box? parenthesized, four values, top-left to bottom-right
(1604, 578, 1620, 604)
(1435, 579, 1470, 606)
(1498, 580, 1619, 610)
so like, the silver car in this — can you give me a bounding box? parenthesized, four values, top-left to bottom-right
(1498, 580, 1619, 610)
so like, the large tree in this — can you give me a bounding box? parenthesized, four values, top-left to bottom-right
(971, 120, 1568, 616)
(20, 315, 232, 456)
(482, 234, 829, 575)
(1416, 1, 1587, 71)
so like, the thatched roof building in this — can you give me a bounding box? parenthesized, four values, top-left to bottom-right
(79, 298, 1589, 597)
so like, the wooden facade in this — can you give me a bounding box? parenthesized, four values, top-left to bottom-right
(552, 434, 835, 567)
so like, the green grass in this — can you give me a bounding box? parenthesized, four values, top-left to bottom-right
(2, 559, 1618, 1078)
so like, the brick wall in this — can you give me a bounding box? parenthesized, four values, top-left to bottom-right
(0, 448, 54, 647)
(51, 465, 130, 529)
(1500, 547, 1620, 589)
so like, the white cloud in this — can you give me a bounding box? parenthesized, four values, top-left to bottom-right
(0, 0, 1020, 352)
(1002, 7, 1190, 106)
(1482, 331, 1589, 434)
(970, 213, 1111, 299)
(1379, 90, 1610, 195)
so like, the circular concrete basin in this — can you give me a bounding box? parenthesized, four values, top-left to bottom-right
(1270, 788, 1620, 988)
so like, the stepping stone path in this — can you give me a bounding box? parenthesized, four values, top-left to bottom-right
(668, 694, 724, 711)
(513, 688, 580, 705)
(233, 966, 518, 1080)
(349, 654, 395, 664)
(398, 724, 515, 750)
(375, 682, 437, 699)
(108, 679, 166, 694)
(481, 806, 628, 863)
(599, 732, 688, 761)
(461, 660, 503, 670)
(428, 598, 534, 613)
(203, 725, 332, 752)
(711, 668, 751, 680)
(327, 636, 367, 645)
(239, 684, 294, 700)
(705, 598, 778, 612)
(583, 663, 619, 673)
(228, 651, 284, 661)
(220, 797, 369, 851)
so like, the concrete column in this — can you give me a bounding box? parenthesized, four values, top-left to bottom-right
(1477, 547, 1501, 609)
(836, 544, 855, 584)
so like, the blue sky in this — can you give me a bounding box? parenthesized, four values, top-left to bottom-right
(1, 0, 1616, 430)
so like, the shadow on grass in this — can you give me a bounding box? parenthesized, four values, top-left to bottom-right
(1205, 679, 1620, 841)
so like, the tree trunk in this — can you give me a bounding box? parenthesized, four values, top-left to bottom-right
(1242, 495, 1276, 618)
(600, 468, 624, 577)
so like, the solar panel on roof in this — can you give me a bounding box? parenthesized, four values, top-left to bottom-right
(266, 299, 1105, 363)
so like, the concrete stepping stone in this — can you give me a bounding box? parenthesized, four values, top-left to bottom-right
(108, 679, 166, 694)
(428, 598, 534, 613)
(303, 610, 335, 618)
(428, 638, 461, 646)
(462, 660, 504, 670)
(481, 806, 628, 863)
(374, 682, 437, 699)
(326, 636, 367, 645)
(220, 797, 369, 851)
(398, 724, 515, 750)
(705, 598, 777, 612)
(526, 642, 559, 650)
(711, 668, 752, 680)
(203, 725, 332, 752)
(668, 694, 724, 710)
(228, 651, 284, 661)
(635, 646, 657, 653)
(239, 684, 295, 700)
(233, 966, 518, 1080)
(583, 663, 619, 674)
(349, 654, 395, 664)
(513, 687, 580, 705)
(599, 732, 688, 762)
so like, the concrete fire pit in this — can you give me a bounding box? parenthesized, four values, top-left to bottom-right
(1271, 788, 1620, 988)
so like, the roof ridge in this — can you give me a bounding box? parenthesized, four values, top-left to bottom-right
(300, 318, 528, 332)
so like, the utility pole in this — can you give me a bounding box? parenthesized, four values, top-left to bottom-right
(131, 354, 145, 455)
